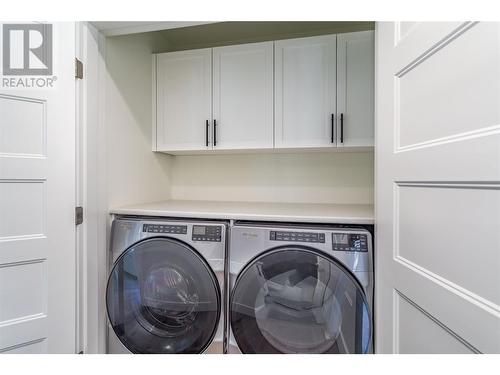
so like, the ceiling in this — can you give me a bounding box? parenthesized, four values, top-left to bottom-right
(159, 22, 375, 51)
(90, 21, 213, 36)
(90, 21, 375, 51)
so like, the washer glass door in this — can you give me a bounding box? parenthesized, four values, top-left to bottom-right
(107, 237, 220, 354)
(230, 247, 371, 353)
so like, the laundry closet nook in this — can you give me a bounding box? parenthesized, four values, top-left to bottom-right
(100, 21, 376, 354)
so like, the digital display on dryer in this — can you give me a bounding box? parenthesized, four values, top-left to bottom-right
(332, 233, 368, 252)
(332, 234, 349, 245)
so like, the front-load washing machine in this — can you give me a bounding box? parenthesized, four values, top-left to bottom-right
(106, 216, 227, 354)
(228, 221, 373, 354)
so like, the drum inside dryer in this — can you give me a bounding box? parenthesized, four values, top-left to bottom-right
(230, 247, 371, 354)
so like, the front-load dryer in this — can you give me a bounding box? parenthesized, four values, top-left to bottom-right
(228, 221, 373, 354)
(106, 216, 227, 354)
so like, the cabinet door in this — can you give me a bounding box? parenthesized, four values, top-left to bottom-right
(212, 42, 274, 150)
(275, 35, 337, 148)
(337, 31, 374, 147)
(156, 49, 212, 151)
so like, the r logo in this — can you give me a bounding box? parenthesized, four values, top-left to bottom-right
(2, 24, 53, 76)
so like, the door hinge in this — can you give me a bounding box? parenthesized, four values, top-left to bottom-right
(75, 58, 83, 79)
(75, 206, 83, 225)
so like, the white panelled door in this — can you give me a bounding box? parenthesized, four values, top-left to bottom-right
(212, 42, 274, 150)
(0, 22, 76, 353)
(376, 22, 500, 353)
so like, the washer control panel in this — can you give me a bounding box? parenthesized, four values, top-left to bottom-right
(143, 224, 187, 234)
(332, 233, 368, 252)
(192, 225, 222, 242)
(270, 230, 326, 243)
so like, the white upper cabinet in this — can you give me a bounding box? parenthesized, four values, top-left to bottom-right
(155, 48, 212, 151)
(153, 31, 374, 154)
(336, 31, 375, 147)
(275, 35, 337, 148)
(212, 42, 274, 150)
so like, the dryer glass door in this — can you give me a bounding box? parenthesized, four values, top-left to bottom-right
(230, 247, 371, 353)
(106, 237, 220, 354)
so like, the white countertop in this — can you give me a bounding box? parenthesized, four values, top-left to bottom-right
(110, 200, 374, 225)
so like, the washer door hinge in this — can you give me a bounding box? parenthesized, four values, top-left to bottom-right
(75, 206, 83, 225)
(75, 58, 83, 79)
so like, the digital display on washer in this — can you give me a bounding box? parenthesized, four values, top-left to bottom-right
(332, 233, 368, 252)
(192, 226, 206, 235)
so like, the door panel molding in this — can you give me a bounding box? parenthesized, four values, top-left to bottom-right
(394, 22, 476, 76)
(393, 289, 479, 354)
(394, 255, 500, 317)
(0, 94, 47, 158)
(394, 22, 499, 152)
(395, 124, 500, 153)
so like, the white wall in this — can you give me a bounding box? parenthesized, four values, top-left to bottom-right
(170, 152, 374, 204)
(105, 32, 172, 208)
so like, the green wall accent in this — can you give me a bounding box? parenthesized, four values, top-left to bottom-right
(158, 21, 375, 51)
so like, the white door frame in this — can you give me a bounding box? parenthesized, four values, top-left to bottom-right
(75, 21, 108, 354)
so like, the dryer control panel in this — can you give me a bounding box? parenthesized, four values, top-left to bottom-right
(332, 233, 368, 252)
(270, 230, 326, 243)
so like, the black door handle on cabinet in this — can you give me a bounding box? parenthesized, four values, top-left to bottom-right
(340, 113, 344, 144)
(331, 114, 335, 143)
(213, 119, 217, 147)
(206, 120, 209, 147)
